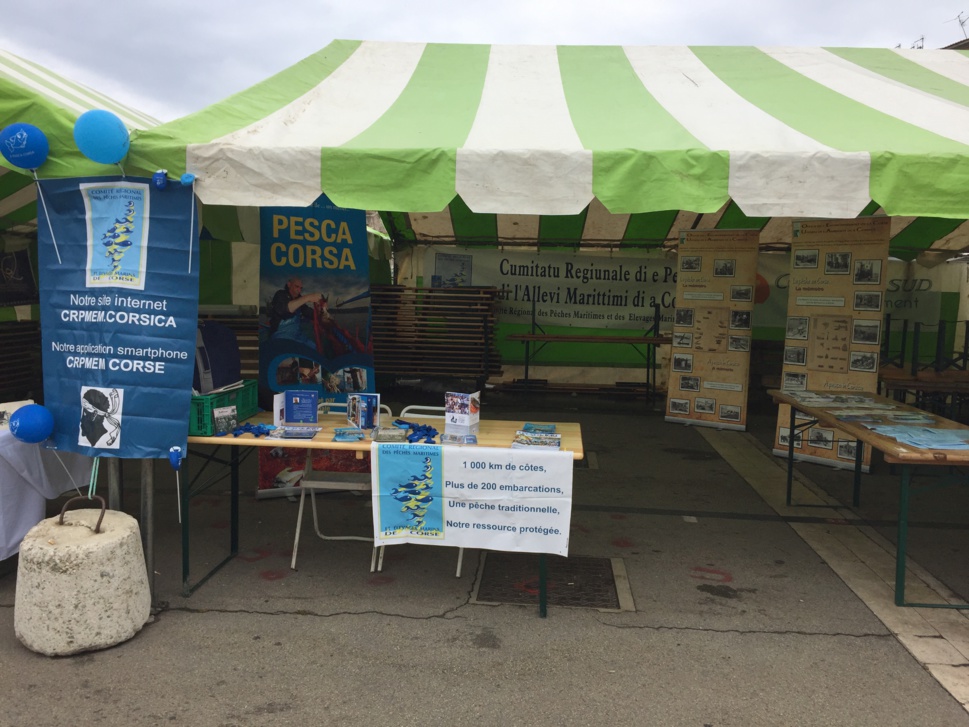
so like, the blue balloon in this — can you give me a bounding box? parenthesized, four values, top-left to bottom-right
(180, 173, 195, 186)
(9, 404, 54, 444)
(73, 109, 129, 164)
(0, 123, 50, 170)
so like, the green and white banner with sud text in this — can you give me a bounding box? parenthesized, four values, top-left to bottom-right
(371, 444, 573, 556)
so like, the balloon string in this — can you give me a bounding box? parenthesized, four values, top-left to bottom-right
(87, 456, 100, 499)
(33, 177, 62, 264)
(187, 180, 196, 273)
(50, 450, 84, 498)
(116, 162, 126, 179)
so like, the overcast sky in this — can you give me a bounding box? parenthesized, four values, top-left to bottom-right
(2, 0, 967, 121)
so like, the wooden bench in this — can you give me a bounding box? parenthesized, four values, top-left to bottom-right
(505, 332, 671, 400)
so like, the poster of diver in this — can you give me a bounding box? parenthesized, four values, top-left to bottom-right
(37, 177, 200, 459)
(258, 194, 374, 406)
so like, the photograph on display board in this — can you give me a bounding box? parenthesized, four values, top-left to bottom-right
(849, 351, 879, 372)
(824, 252, 851, 274)
(730, 285, 753, 302)
(853, 291, 883, 311)
(713, 259, 736, 277)
(669, 398, 690, 415)
(786, 316, 809, 339)
(680, 256, 701, 272)
(837, 441, 858, 460)
(794, 249, 819, 268)
(853, 260, 882, 285)
(784, 346, 807, 365)
(672, 353, 694, 373)
(695, 397, 716, 414)
(727, 335, 750, 352)
(851, 319, 881, 345)
(675, 308, 695, 326)
(275, 357, 322, 386)
(808, 428, 835, 450)
(783, 372, 808, 390)
(719, 405, 742, 422)
(778, 427, 803, 449)
(679, 376, 700, 392)
(672, 332, 693, 348)
(729, 310, 751, 330)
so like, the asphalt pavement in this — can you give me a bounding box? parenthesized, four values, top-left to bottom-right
(2, 388, 969, 727)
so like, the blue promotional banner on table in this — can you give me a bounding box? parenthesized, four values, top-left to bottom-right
(371, 444, 573, 556)
(258, 194, 373, 405)
(37, 177, 199, 458)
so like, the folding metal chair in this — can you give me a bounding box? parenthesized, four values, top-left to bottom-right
(288, 401, 393, 571)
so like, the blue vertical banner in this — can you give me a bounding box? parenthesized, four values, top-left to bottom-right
(37, 177, 200, 458)
(258, 194, 373, 404)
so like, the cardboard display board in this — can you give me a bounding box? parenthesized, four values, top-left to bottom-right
(772, 218, 890, 470)
(666, 229, 759, 430)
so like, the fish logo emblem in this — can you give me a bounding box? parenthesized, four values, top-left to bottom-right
(3, 129, 27, 153)
(100, 201, 137, 273)
(390, 456, 435, 530)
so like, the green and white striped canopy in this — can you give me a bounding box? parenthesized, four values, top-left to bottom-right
(384, 200, 969, 265)
(0, 49, 159, 235)
(133, 40, 969, 223)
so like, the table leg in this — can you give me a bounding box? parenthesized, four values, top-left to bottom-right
(140, 459, 155, 602)
(786, 405, 796, 506)
(523, 340, 531, 386)
(230, 447, 239, 555)
(884, 464, 969, 610)
(539, 553, 548, 618)
(181, 445, 240, 597)
(895, 464, 912, 607)
(852, 440, 863, 507)
(181, 454, 191, 595)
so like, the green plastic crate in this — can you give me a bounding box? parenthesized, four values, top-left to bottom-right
(189, 380, 259, 436)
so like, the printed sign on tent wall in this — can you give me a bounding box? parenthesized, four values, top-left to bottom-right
(666, 229, 759, 431)
(772, 217, 890, 471)
(422, 247, 676, 331)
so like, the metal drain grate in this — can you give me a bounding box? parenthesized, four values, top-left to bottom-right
(473, 553, 623, 610)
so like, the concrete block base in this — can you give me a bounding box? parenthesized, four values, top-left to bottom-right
(15, 507, 150, 656)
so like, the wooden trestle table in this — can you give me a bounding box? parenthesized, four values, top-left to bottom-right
(184, 413, 584, 606)
(770, 389, 969, 609)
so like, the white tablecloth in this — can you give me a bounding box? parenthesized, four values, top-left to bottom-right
(0, 430, 94, 560)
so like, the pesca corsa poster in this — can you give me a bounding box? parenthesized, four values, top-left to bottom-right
(258, 193, 373, 406)
(37, 177, 200, 459)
